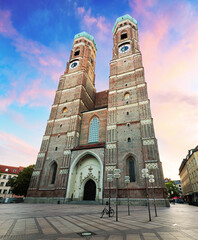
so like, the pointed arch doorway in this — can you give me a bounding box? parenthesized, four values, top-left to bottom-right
(83, 179, 96, 200)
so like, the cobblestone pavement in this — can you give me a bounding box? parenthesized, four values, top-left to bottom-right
(0, 203, 198, 240)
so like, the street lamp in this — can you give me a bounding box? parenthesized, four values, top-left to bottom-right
(107, 173, 113, 217)
(125, 176, 130, 216)
(142, 168, 151, 221)
(114, 168, 121, 222)
(149, 175, 157, 217)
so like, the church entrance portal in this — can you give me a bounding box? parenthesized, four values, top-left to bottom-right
(83, 179, 96, 200)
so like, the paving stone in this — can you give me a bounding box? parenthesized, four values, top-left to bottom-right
(0, 204, 197, 240)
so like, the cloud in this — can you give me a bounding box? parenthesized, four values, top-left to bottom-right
(0, 10, 17, 37)
(0, 9, 65, 112)
(18, 79, 55, 107)
(0, 132, 38, 167)
(76, 7, 111, 42)
(77, 7, 85, 15)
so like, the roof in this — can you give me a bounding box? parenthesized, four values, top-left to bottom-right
(74, 32, 97, 50)
(0, 165, 24, 174)
(112, 14, 138, 34)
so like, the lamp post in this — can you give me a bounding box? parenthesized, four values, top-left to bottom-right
(149, 175, 157, 217)
(107, 173, 113, 217)
(125, 176, 130, 216)
(142, 168, 151, 221)
(114, 168, 121, 222)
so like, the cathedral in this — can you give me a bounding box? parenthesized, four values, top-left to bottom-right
(26, 14, 169, 206)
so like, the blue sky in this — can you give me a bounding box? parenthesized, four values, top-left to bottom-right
(1, 0, 198, 179)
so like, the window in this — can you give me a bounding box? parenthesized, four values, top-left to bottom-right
(128, 138, 131, 142)
(13, 169, 17, 173)
(50, 162, 57, 185)
(126, 112, 129, 115)
(127, 157, 136, 182)
(0, 182, 4, 186)
(62, 107, 67, 113)
(5, 168, 8, 171)
(89, 117, 99, 143)
(74, 50, 80, 56)
(3, 175, 6, 179)
(60, 124, 62, 128)
(55, 147, 58, 151)
(3, 190, 7, 194)
(124, 92, 130, 100)
(58, 134, 60, 138)
(127, 123, 130, 127)
(121, 33, 127, 40)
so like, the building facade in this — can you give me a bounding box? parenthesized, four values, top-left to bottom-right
(27, 14, 168, 206)
(0, 165, 24, 199)
(179, 146, 198, 204)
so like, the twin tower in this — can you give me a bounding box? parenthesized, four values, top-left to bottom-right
(27, 14, 169, 206)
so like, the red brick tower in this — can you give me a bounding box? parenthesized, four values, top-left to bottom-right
(27, 32, 98, 200)
(104, 15, 168, 204)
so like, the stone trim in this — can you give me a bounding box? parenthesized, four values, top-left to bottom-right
(59, 169, 68, 174)
(64, 150, 71, 155)
(67, 131, 75, 136)
(106, 143, 116, 149)
(32, 171, 40, 176)
(107, 125, 116, 130)
(43, 136, 50, 140)
(143, 139, 155, 145)
(139, 100, 148, 105)
(38, 153, 45, 157)
(141, 119, 152, 125)
(106, 166, 116, 172)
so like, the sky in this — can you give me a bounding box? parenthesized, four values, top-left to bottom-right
(0, 0, 198, 180)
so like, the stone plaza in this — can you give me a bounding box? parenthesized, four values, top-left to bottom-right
(0, 203, 197, 240)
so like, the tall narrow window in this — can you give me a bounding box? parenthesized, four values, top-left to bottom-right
(89, 117, 99, 143)
(128, 157, 136, 182)
(50, 162, 57, 184)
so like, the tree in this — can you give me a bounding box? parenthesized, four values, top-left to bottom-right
(165, 181, 180, 198)
(7, 165, 34, 197)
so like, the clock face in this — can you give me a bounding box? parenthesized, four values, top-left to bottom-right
(119, 44, 130, 53)
(70, 61, 79, 69)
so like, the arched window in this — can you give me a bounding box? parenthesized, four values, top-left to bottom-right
(127, 157, 136, 182)
(124, 92, 130, 100)
(74, 50, 80, 56)
(128, 137, 131, 142)
(62, 107, 67, 113)
(50, 162, 57, 184)
(121, 32, 127, 40)
(89, 117, 99, 143)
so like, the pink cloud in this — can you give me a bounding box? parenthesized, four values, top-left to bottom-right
(0, 10, 17, 37)
(0, 90, 16, 112)
(129, 0, 156, 18)
(76, 8, 111, 42)
(0, 132, 38, 167)
(18, 79, 55, 107)
(77, 7, 85, 15)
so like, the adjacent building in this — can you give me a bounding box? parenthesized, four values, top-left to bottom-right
(0, 165, 24, 199)
(26, 14, 168, 206)
(179, 146, 198, 204)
